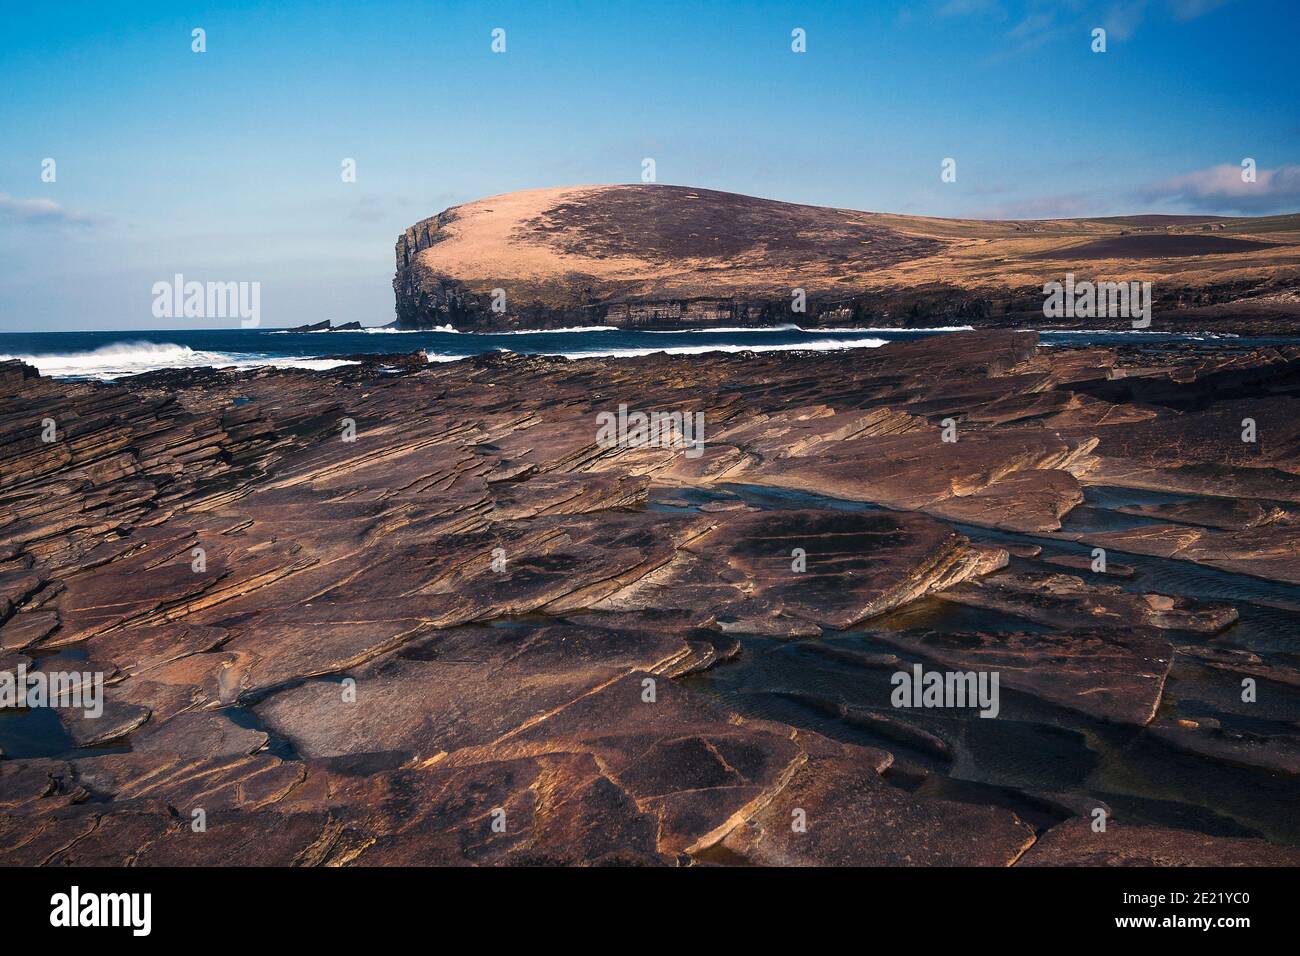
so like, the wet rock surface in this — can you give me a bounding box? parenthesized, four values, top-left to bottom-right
(1, 330, 1298, 865)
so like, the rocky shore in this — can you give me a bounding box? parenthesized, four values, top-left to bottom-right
(1, 331, 1298, 865)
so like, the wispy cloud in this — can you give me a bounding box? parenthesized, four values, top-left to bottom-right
(1166, 0, 1233, 20)
(954, 0, 1237, 60)
(1104, 1, 1149, 41)
(1007, 10, 1060, 48)
(1138, 163, 1300, 214)
(984, 6, 1070, 60)
(0, 194, 101, 226)
(936, 0, 1006, 18)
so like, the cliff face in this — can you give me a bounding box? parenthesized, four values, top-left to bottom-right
(393, 184, 1300, 332)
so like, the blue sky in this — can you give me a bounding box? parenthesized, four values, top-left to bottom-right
(2, 0, 1297, 330)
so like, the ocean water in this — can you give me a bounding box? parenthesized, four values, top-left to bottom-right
(0, 325, 1293, 380)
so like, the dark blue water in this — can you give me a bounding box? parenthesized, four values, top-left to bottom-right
(2, 325, 1294, 380)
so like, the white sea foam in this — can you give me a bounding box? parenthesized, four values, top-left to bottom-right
(1, 342, 357, 380)
(281, 323, 964, 336)
(565, 324, 971, 335)
(641, 324, 801, 334)
(1029, 328, 1236, 337)
(361, 325, 457, 333)
(495, 325, 619, 334)
(245, 357, 361, 371)
(555, 336, 890, 359)
(359, 325, 620, 335)
(798, 325, 975, 333)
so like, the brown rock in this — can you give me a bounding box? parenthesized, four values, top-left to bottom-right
(1019, 819, 1300, 866)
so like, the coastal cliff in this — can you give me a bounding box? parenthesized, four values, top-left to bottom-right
(393, 184, 1300, 332)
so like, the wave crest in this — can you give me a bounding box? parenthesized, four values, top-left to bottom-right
(0, 341, 356, 380)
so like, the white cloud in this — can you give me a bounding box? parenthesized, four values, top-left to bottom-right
(1166, 0, 1233, 20)
(1104, 1, 1149, 41)
(936, 0, 1006, 18)
(1139, 163, 1300, 214)
(0, 194, 100, 226)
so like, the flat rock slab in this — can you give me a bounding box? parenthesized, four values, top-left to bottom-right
(1116, 497, 1288, 531)
(440, 673, 825, 857)
(254, 620, 713, 760)
(925, 469, 1084, 533)
(592, 508, 1001, 630)
(129, 711, 270, 759)
(874, 627, 1173, 725)
(746, 431, 1097, 514)
(1071, 522, 1300, 586)
(1176, 645, 1300, 689)
(313, 511, 714, 621)
(936, 571, 1238, 634)
(0, 759, 82, 814)
(1018, 819, 1300, 866)
(718, 752, 1036, 866)
(60, 700, 151, 747)
(0, 610, 59, 650)
(81, 622, 228, 675)
(70, 751, 305, 812)
(9, 807, 356, 867)
(284, 752, 668, 866)
(1147, 724, 1300, 777)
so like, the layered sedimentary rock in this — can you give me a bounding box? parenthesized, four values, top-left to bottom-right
(2, 330, 1299, 865)
(393, 184, 1300, 332)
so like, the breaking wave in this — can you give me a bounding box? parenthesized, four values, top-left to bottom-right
(0, 341, 356, 380)
(358, 325, 621, 335)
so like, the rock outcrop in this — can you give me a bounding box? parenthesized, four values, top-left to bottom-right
(283, 320, 364, 333)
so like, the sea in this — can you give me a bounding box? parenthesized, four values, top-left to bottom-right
(1, 324, 1295, 380)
